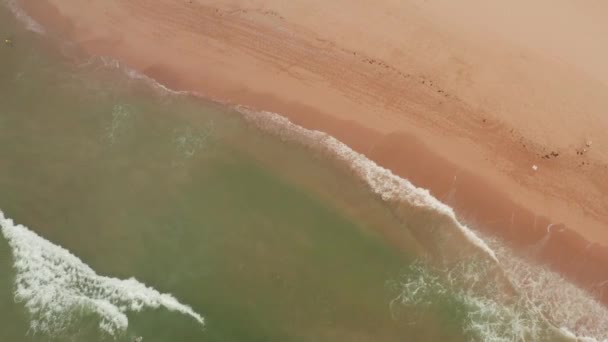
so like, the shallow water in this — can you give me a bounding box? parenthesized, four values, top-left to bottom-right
(1, 4, 607, 342)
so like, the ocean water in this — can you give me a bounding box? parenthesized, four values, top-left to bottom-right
(1, 3, 607, 342)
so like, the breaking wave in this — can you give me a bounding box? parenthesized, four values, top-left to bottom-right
(237, 106, 498, 262)
(0, 210, 204, 337)
(490, 235, 608, 341)
(388, 235, 608, 342)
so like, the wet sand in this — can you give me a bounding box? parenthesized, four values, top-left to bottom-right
(17, 0, 608, 302)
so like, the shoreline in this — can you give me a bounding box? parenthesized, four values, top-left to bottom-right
(16, 0, 608, 304)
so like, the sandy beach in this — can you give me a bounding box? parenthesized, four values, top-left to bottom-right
(18, 0, 608, 302)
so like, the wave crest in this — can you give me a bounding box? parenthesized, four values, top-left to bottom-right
(237, 106, 498, 263)
(0, 210, 204, 337)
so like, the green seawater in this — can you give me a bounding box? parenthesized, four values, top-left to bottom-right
(0, 6, 475, 342)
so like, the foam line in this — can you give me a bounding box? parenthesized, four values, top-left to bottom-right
(391, 236, 608, 341)
(0, 210, 204, 337)
(488, 235, 608, 341)
(236, 106, 499, 263)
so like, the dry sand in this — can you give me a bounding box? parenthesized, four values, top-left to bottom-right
(19, 0, 608, 301)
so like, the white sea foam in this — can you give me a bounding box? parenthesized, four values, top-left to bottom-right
(488, 236, 608, 342)
(0, 210, 204, 337)
(236, 106, 498, 263)
(390, 236, 608, 342)
(5, 0, 45, 34)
